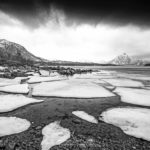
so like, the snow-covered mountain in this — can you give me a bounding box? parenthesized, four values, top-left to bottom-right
(109, 53, 150, 66)
(0, 39, 44, 63)
(110, 53, 132, 65)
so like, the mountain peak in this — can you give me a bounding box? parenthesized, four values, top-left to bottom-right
(0, 39, 43, 64)
(110, 53, 131, 65)
(110, 53, 150, 66)
(0, 39, 10, 44)
(0, 39, 7, 42)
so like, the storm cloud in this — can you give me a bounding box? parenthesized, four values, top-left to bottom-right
(0, 0, 150, 62)
(0, 0, 150, 28)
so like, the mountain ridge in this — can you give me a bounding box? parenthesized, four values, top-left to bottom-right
(0, 39, 47, 64)
(110, 53, 150, 66)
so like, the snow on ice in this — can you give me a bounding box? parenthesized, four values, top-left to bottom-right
(72, 111, 98, 124)
(28, 76, 66, 84)
(32, 79, 115, 98)
(41, 121, 70, 150)
(0, 84, 29, 94)
(0, 95, 43, 112)
(0, 117, 30, 137)
(114, 87, 150, 106)
(100, 107, 150, 141)
(103, 78, 143, 87)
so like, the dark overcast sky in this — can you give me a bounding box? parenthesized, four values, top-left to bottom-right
(1, 0, 150, 62)
(0, 0, 150, 28)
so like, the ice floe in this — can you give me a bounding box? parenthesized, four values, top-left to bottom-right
(105, 85, 115, 90)
(40, 70, 50, 76)
(0, 117, 30, 137)
(28, 76, 66, 84)
(114, 87, 150, 106)
(92, 80, 115, 90)
(99, 107, 150, 141)
(75, 73, 116, 80)
(0, 84, 29, 94)
(0, 78, 20, 87)
(95, 70, 117, 76)
(39, 70, 59, 77)
(92, 79, 108, 85)
(50, 72, 59, 77)
(0, 66, 6, 71)
(73, 73, 99, 79)
(72, 111, 98, 124)
(41, 121, 70, 150)
(0, 77, 29, 87)
(32, 79, 115, 98)
(25, 72, 35, 75)
(103, 78, 143, 87)
(0, 95, 43, 112)
(117, 73, 150, 81)
(145, 86, 150, 90)
(26, 72, 40, 77)
(13, 77, 30, 83)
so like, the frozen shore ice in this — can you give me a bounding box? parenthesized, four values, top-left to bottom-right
(100, 107, 150, 141)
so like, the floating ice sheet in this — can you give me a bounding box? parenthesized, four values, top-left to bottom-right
(0, 95, 43, 112)
(41, 121, 70, 150)
(72, 111, 98, 124)
(0, 117, 30, 137)
(105, 85, 115, 90)
(0, 66, 7, 71)
(28, 76, 66, 84)
(13, 77, 30, 83)
(25, 72, 35, 75)
(145, 87, 150, 90)
(74, 73, 116, 80)
(92, 79, 108, 85)
(40, 70, 50, 76)
(114, 87, 150, 106)
(25, 72, 40, 76)
(0, 84, 29, 94)
(117, 73, 150, 81)
(32, 79, 115, 98)
(0, 78, 20, 87)
(73, 73, 99, 79)
(103, 78, 143, 87)
(100, 107, 150, 141)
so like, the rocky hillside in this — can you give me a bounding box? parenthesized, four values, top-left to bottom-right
(0, 39, 43, 64)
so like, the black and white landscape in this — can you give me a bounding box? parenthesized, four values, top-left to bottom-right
(0, 0, 150, 150)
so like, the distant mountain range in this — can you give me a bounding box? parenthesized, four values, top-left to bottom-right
(0, 39, 150, 66)
(110, 53, 131, 65)
(110, 53, 150, 66)
(0, 39, 113, 66)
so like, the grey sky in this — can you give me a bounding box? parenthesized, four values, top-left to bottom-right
(0, 6, 150, 62)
